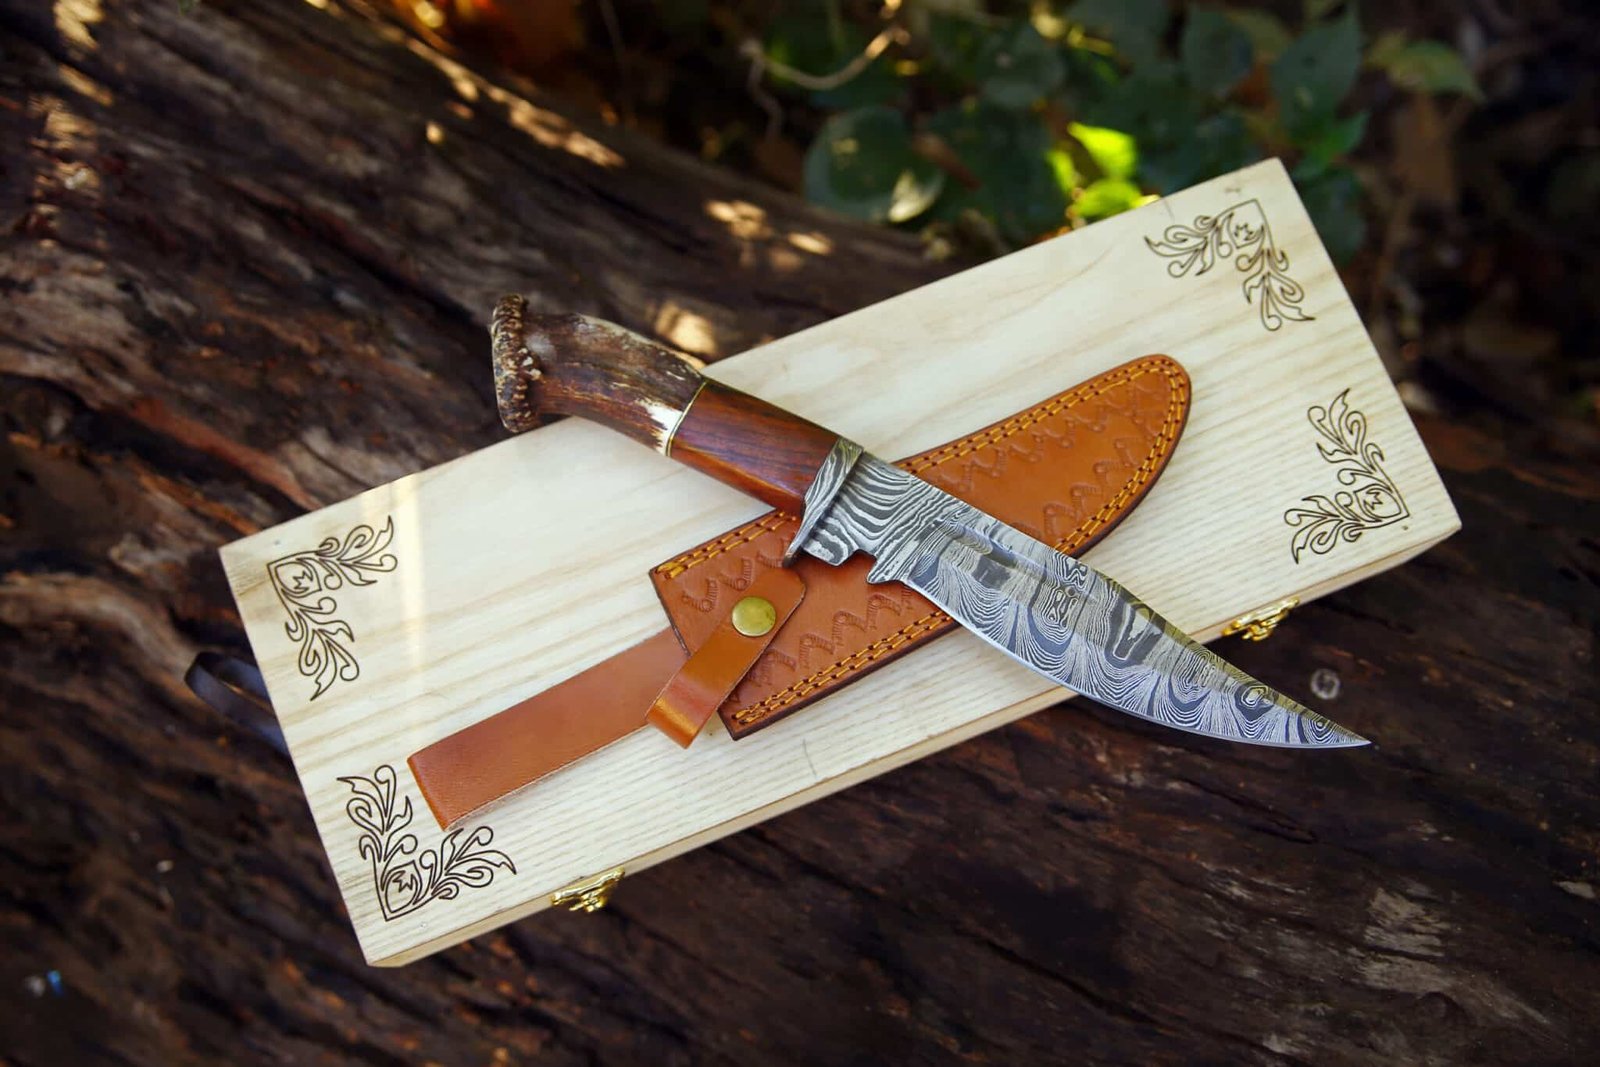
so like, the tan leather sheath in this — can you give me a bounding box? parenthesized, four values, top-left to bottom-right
(652, 356, 1191, 737)
(411, 356, 1191, 827)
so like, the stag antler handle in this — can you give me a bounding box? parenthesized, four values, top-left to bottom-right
(491, 295, 842, 513)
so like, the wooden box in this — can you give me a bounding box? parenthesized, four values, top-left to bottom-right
(219, 160, 1458, 965)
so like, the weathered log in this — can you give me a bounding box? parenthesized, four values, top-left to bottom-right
(1, 2, 1597, 1066)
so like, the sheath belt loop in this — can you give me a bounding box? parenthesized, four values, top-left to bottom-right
(645, 568, 807, 747)
(184, 652, 291, 758)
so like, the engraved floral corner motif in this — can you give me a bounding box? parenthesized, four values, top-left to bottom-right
(267, 517, 398, 700)
(1145, 199, 1313, 331)
(340, 764, 515, 922)
(1284, 390, 1410, 562)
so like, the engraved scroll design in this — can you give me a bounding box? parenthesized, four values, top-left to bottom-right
(1145, 199, 1312, 331)
(340, 765, 515, 922)
(1284, 389, 1410, 562)
(268, 518, 398, 699)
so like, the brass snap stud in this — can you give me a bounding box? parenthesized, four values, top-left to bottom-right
(731, 595, 777, 637)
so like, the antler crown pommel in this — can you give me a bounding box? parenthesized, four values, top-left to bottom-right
(490, 293, 547, 434)
(488, 296, 707, 449)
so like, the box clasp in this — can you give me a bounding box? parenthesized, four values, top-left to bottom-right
(550, 867, 624, 913)
(1222, 597, 1300, 641)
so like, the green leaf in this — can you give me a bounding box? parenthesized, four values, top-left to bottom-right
(764, 15, 902, 109)
(1077, 61, 1259, 194)
(928, 12, 987, 85)
(1297, 165, 1365, 264)
(1365, 30, 1407, 66)
(804, 107, 944, 224)
(975, 22, 1065, 109)
(1068, 122, 1137, 180)
(1302, 0, 1345, 22)
(1290, 108, 1368, 180)
(1061, 44, 1123, 98)
(1227, 9, 1292, 63)
(1140, 110, 1257, 192)
(764, 15, 834, 88)
(1074, 177, 1144, 220)
(1067, 0, 1170, 65)
(1367, 34, 1482, 100)
(1271, 7, 1362, 135)
(1081, 63, 1197, 148)
(927, 103, 1068, 243)
(1046, 146, 1079, 193)
(1181, 9, 1254, 97)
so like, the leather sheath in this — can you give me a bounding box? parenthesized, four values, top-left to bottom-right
(652, 355, 1192, 737)
(411, 356, 1190, 827)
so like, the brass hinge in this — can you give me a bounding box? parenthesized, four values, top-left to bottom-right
(1222, 596, 1300, 641)
(550, 867, 624, 913)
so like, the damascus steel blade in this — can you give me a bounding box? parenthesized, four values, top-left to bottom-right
(801, 454, 1367, 748)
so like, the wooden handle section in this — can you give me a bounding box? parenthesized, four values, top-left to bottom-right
(493, 297, 840, 513)
(669, 380, 840, 513)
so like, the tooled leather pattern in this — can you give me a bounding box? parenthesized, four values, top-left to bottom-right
(650, 357, 1191, 737)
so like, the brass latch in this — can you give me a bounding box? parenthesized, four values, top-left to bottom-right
(1222, 597, 1300, 641)
(550, 867, 624, 913)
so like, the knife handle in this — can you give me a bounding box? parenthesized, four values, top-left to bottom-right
(492, 296, 840, 513)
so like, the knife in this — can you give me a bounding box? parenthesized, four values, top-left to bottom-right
(490, 296, 1366, 749)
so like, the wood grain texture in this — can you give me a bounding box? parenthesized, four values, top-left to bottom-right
(1, 3, 1596, 1066)
(669, 380, 842, 512)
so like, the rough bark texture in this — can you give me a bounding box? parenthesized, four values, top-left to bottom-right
(1, 2, 1597, 1066)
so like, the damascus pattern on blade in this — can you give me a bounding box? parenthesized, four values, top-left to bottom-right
(800, 454, 1366, 748)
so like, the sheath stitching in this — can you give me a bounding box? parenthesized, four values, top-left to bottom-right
(651, 357, 1190, 727)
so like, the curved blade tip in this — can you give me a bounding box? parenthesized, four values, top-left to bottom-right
(1282, 712, 1370, 750)
(1324, 723, 1372, 749)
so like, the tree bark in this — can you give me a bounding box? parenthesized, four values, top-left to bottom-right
(1, 3, 1597, 1066)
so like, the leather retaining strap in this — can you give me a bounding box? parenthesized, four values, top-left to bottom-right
(410, 574, 804, 826)
(646, 568, 806, 747)
(409, 629, 687, 827)
(409, 355, 1191, 827)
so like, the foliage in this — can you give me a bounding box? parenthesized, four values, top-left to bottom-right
(760, 1, 1479, 262)
(802, 106, 944, 222)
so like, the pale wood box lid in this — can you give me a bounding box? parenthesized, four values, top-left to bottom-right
(220, 160, 1459, 965)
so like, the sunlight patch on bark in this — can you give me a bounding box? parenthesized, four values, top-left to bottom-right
(787, 231, 834, 255)
(53, 0, 102, 51)
(705, 199, 772, 241)
(653, 303, 719, 358)
(392, 37, 623, 168)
